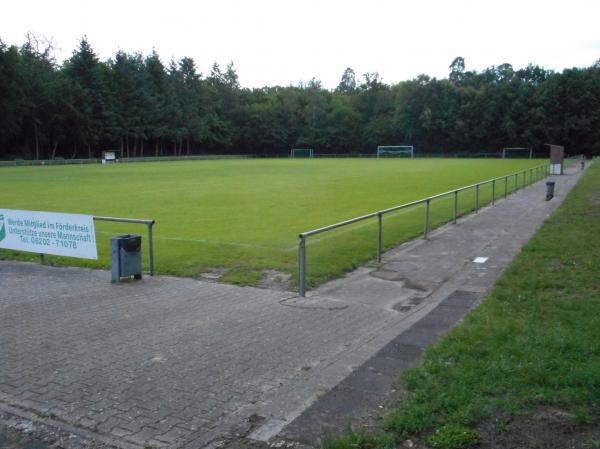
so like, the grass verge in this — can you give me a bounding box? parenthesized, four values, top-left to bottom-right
(324, 161, 600, 448)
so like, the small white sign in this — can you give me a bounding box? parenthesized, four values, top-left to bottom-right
(473, 257, 488, 264)
(0, 209, 97, 260)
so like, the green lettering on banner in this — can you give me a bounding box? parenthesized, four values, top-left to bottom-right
(0, 209, 97, 260)
(0, 214, 5, 242)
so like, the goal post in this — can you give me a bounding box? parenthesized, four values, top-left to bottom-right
(290, 148, 314, 158)
(501, 147, 532, 159)
(377, 145, 414, 158)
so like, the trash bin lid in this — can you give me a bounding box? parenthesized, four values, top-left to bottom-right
(112, 234, 142, 251)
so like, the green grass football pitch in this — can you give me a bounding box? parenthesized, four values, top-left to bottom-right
(0, 158, 542, 287)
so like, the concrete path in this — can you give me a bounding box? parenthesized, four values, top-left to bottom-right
(0, 166, 587, 449)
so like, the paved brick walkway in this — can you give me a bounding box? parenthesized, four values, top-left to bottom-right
(0, 263, 401, 448)
(0, 166, 587, 448)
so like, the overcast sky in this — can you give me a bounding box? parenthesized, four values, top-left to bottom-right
(1, 0, 599, 88)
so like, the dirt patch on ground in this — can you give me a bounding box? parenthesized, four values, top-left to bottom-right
(0, 412, 114, 449)
(390, 407, 600, 449)
(589, 193, 600, 206)
(474, 407, 600, 449)
(257, 269, 293, 291)
(220, 437, 311, 449)
(199, 267, 229, 282)
(199, 268, 293, 292)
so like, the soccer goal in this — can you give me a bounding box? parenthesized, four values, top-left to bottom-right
(377, 145, 414, 158)
(501, 147, 532, 159)
(290, 148, 314, 158)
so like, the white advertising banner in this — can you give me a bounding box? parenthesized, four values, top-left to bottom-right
(0, 209, 97, 260)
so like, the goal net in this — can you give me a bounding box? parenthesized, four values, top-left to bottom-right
(501, 147, 532, 159)
(290, 148, 314, 158)
(377, 146, 414, 158)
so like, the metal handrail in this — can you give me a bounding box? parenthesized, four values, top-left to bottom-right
(34, 215, 156, 274)
(93, 216, 156, 275)
(298, 162, 554, 296)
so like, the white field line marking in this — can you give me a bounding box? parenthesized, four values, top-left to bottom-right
(96, 205, 429, 252)
(95, 230, 289, 251)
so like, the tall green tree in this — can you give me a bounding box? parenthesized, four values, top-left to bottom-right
(63, 37, 111, 158)
(0, 41, 24, 158)
(1, 34, 600, 159)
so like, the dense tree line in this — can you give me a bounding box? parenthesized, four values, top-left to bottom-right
(1, 35, 599, 160)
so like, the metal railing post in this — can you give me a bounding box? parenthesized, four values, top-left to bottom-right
(475, 184, 480, 212)
(377, 212, 383, 263)
(453, 190, 458, 224)
(520, 171, 523, 188)
(423, 199, 430, 239)
(492, 179, 496, 205)
(504, 176, 508, 198)
(93, 215, 155, 275)
(299, 235, 306, 297)
(515, 173, 518, 191)
(148, 222, 155, 276)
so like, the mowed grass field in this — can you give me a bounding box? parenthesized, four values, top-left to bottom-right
(0, 158, 542, 287)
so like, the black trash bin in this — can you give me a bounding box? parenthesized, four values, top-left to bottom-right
(546, 181, 556, 201)
(111, 234, 142, 282)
